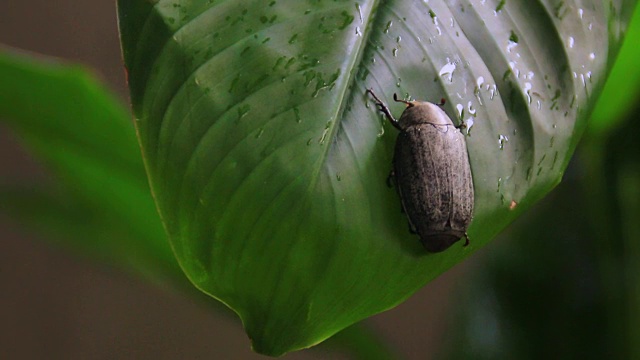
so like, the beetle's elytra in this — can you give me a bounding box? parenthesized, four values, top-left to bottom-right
(367, 89, 474, 252)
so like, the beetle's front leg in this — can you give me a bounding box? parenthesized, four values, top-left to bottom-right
(366, 89, 401, 130)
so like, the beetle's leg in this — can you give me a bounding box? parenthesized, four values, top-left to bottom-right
(455, 119, 468, 133)
(366, 89, 402, 130)
(463, 232, 470, 247)
(386, 169, 396, 188)
(408, 221, 417, 234)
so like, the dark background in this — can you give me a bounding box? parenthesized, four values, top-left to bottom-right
(0, 1, 476, 358)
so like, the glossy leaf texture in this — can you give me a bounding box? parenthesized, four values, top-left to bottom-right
(117, 0, 636, 355)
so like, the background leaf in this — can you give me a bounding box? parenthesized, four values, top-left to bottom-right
(118, 0, 636, 355)
(0, 49, 178, 279)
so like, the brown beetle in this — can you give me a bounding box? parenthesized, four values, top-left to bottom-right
(367, 89, 474, 252)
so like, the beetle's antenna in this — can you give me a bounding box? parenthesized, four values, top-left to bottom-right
(393, 93, 413, 107)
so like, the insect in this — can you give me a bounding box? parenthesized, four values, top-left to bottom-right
(366, 89, 474, 252)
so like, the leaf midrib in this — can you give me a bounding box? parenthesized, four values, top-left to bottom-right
(307, 0, 382, 193)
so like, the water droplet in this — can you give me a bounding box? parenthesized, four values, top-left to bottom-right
(377, 122, 385, 137)
(356, 3, 363, 23)
(438, 60, 456, 82)
(468, 102, 477, 116)
(288, 33, 299, 44)
(255, 128, 264, 139)
(456, 103, 464, 118)
(503, 69, 512, 81)
(284, 57, 296, 69)
(319, 128, 330, 145)
(294, 107, 302, 123)
(465, 118, 474, 133)
(568, 36, 575, 48)
(489, 84, 497, 100)
(589, 52, 596, 60)
(509, 30, 519, 43)
(476, 76, 485, 88)
(537, 154, 547, 166)
(303, 70, 317, 86)
(524, 82, 532, 104)
(237, 104, 251, 120)
(578, 8, 584, 19)
(498, 134, 509, 150)
(392, 48, 399, 57)
(228, 74, 241, 93)
(339, 10, 355, 30)
(384, 21, 392, 34)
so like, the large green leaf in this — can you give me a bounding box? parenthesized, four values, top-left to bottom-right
(118, 0, 636, 355)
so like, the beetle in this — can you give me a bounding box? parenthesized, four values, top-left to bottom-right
(366, 89, 474, 252)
